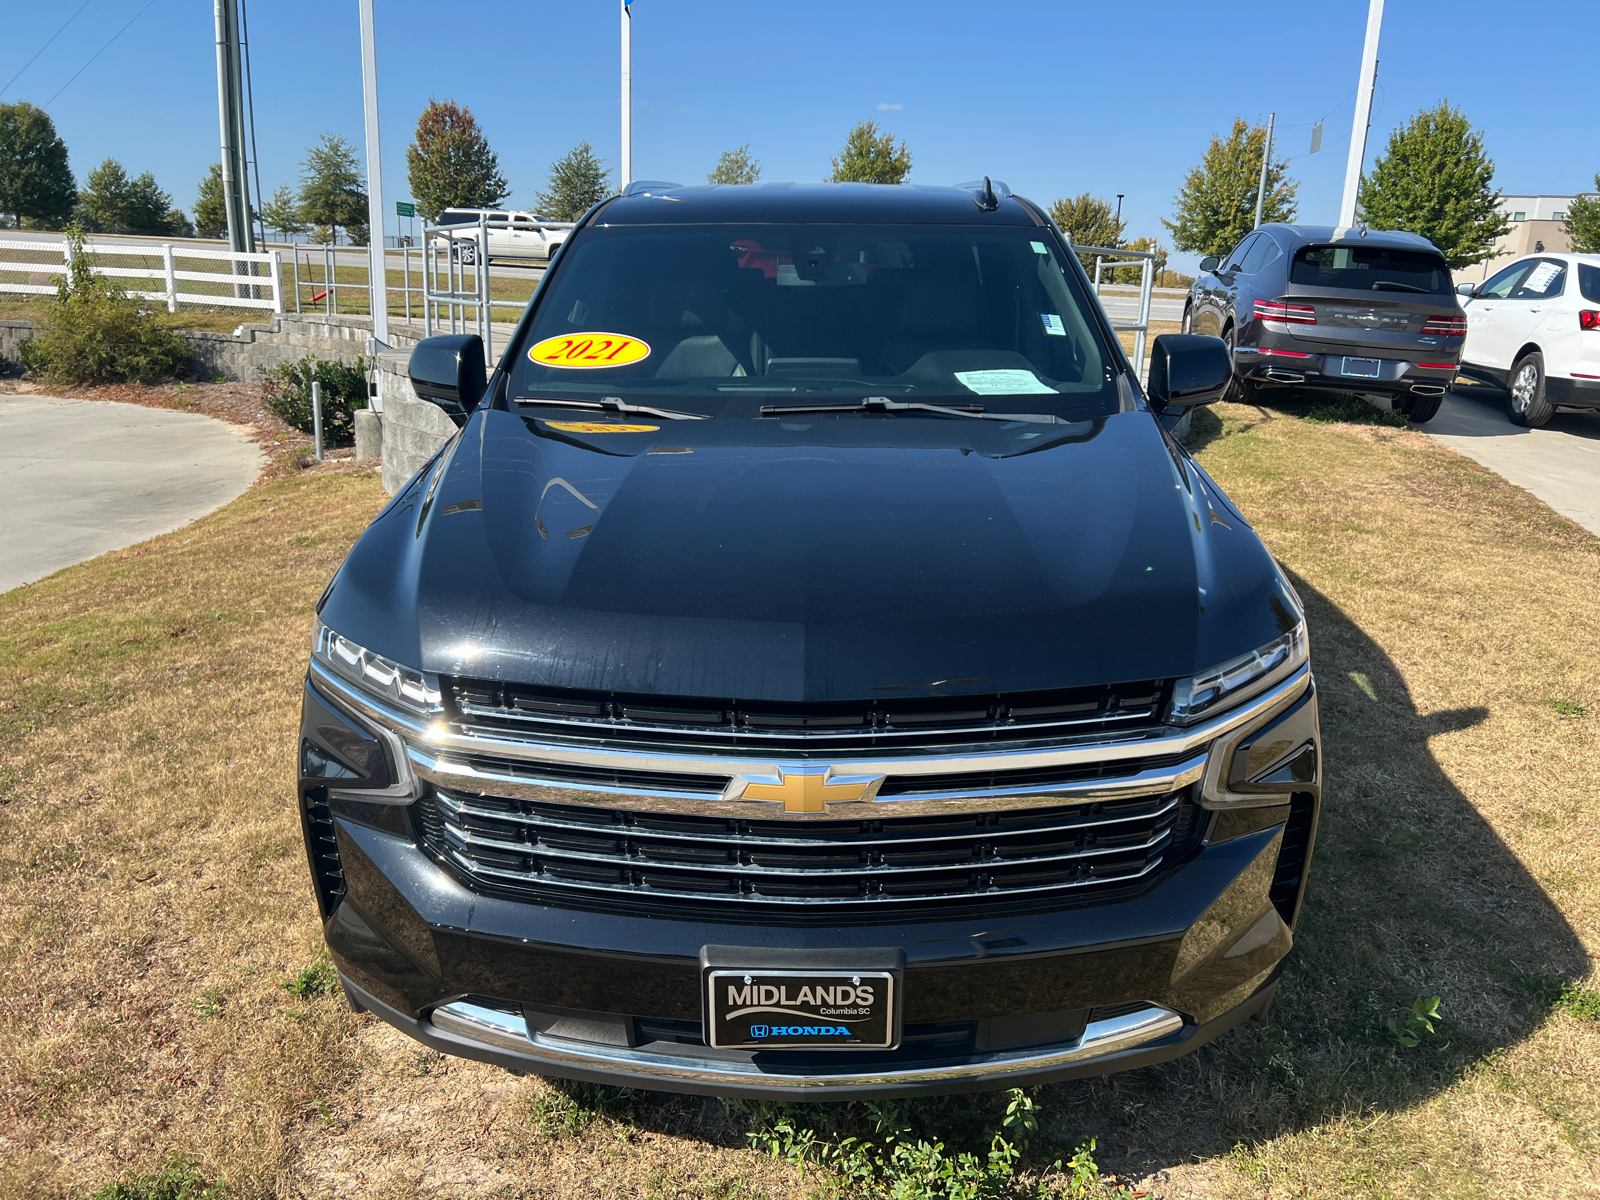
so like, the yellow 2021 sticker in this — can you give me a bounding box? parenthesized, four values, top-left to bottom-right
(543, 421, 660, 434)
(529, 332, 651, 369)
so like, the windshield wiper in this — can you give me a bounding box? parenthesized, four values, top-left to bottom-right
(759, 396, 1062, 424)
(1370, 280, 1429, 293)
(516, 395, 710, 420)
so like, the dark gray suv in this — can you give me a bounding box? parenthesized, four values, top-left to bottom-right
(1184, 225, 1466, 422)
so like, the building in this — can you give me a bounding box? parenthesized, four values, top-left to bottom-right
(1457, 194, 1588, 284)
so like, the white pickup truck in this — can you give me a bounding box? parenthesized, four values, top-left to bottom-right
(433, 208, 574, 264)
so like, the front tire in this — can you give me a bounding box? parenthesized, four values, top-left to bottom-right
(1181, 303, 1193, 334)
(1220, 324, 1252, 403)
(459, 242, 478, 266)
(1507, 352, 1553, 428)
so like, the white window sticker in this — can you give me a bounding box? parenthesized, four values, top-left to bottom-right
(1030, 241, 1050, 255)
(954, 369, 1059, 396)
(1524, 261, 1562, 294)
(1040, 312, 1067, 337)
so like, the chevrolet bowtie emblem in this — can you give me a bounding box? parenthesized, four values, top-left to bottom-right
(723, 765, 885, 815)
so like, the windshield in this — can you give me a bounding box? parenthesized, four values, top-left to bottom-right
(504, 223, 1121, 419)
(1289, 244, 1453, 295)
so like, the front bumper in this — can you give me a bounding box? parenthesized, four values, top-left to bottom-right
(300, 668, 1321, 1098)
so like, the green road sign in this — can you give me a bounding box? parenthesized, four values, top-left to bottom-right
(396, 201, 416, 218)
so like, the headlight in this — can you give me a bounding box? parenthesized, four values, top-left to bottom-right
(1167, 622, 1307, 726)
(311, 616, 441, 714)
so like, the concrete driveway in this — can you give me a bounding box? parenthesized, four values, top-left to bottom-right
(1426, 379, 1600, 537)
(0, 396, 263, 593)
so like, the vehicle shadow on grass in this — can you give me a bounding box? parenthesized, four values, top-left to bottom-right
(1034, 568, 1591, 1179)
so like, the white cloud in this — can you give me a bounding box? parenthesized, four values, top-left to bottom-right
(876, 103, 903, 111)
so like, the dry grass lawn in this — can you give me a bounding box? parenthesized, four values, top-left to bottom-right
(0, 396, 1597, 1197)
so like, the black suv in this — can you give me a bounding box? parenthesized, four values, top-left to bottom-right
(1185, 224, 1465, 422)
(298, 182, 1322, 1098)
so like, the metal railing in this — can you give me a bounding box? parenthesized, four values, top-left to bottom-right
(421, 213, 542, 366)
(1075, 244, 1157, 373)
(0, 237, 283, 312)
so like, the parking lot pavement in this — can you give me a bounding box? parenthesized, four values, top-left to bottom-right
(1426, 381, 1600, 537)
(0, 397, 263, 593)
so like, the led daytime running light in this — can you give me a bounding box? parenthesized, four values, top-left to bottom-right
(313, 617, 442, 712)
(1167, 623, 1307, 726)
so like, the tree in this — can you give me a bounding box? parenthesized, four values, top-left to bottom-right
(0, 101, 76, 229)
(1356, 102, 1511, 269)
(1116, 235, 1169, 285)
(79, 158, 183, 235)
(259, 184, 305, 243)
(828, 120, 912, 184)
(708, 144, 761, 185)
(535, 142, 611, 221)
(405, 98, 508, 221)
(299, 133, 368, 245)
(194, 164, 227, 238)
(1566, 174, 1600, 254)
(1164, 119, 1297, 258)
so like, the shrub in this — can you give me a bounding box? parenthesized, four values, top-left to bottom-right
(17, 226, 190, 386)
(260, 354, 368, 447)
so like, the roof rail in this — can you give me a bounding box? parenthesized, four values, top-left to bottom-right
(953, 179, 1012, 196)
(621, 180, 683, 196)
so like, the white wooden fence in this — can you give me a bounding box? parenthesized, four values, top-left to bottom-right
(0, 238, 284, 313)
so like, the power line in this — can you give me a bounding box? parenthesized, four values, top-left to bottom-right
(43, 0, 160, 110)
(0, 0, 95, 100)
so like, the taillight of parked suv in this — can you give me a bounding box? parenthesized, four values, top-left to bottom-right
(1419, 314, 1467, 337)
(1253, 299, 1316, 324)
(1580, 310, 1600, 331)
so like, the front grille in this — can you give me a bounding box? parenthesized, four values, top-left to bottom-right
(414, 784, 1203, 911)
(444, 677, 1170, 752)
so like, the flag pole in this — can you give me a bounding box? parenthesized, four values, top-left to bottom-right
(358, 0, 389, 346)
(620, 0, 632, 188)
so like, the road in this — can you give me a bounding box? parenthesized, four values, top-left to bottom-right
(1093, 289, 1187, 325)
(1425, 379, 1600, 537)
(0, 397, 263, 593)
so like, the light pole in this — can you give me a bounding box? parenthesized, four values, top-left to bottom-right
(1253, 112, 1276, 229)
(1114, 194, 1124, 243)
(620, 0, 632, 188)
(1339, 0, 1383, 227)
(358, 0, 389, 347)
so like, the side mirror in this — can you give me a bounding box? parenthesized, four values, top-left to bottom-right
(408, 334, 486, 426)
(1455, 282, 1478, 297)
(1198, 256, 1221, 274)
(1147, 333, 1232, 411)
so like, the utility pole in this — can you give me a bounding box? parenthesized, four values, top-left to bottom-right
(1114, 194, 1124, 243)
(620, 0, 632, 188)
(358, 0, 389, 346)
(1339, 0, 1383, 227)
(1253, 112, 1276, 229)
(213, 0, 254, 295)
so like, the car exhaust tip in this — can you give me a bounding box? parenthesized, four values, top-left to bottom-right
(1263, 370, 1306, 384)
(1408, 384, 1447, 396)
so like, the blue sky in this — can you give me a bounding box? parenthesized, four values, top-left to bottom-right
(3, 0, 1594, 270)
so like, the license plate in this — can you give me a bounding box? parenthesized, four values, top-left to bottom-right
(1341, 356, 1382, 378)
(704, 964, 901, 1050)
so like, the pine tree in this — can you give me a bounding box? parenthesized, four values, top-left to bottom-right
(405, 98, 509, 221)
(829, 121, 912, 184)
(1164, 119, 1297, 258)
(708, 144, 761, 185)
(535, 142, 611, 221)
(193, 164, 228, 238)
(1357, 102, 1510, 269)
(79, 159, 178, 235)
(298, 134, 368, 245)
(0, 101, 76, 229)
(1566, 174, 1600, 254)
(260, 184, 306, 243)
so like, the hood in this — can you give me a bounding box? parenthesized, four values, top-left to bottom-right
(322, 407, 1295, 702)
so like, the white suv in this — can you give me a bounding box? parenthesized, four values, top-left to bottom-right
(1457, 253, 1600, 427)
(432, 209, 574, 264)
